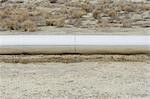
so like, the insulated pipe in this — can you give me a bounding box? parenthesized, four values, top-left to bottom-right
(0, 35, 150, 54)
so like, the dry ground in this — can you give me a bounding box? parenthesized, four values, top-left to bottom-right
(0, 55, 150, 99)
(0, 0, 150, 32)
(0, 27, 150, 35)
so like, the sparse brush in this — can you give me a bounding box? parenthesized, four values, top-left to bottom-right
(81, 1, 93, 13)
(3, 8, 12, 15)
(140, 5, 150, 11)
(58, 7, 69, 15)
(16, 15, 27, 23)
(108, 9, 117, 17)
(65, 1, 82, 8)
(0, 7, 38, 32)
(21, 20, 37, 32)
(14, 9, 29, 23)
(34, 8, 50, 19)
(0, 0, 149, 30)
(121, 4, 135, 12)
(55, 18, 65, 27)
(98, 0, 111, 4)
(46, 17, 65, 27)
(0, 11, 7, 19)
(93, 9, 101, 19)
(121, 19, 132, 28)
(99, 19, 109, 27)
(2, 19, 19, 30)
(71, 9, 87, 19)
(46, 19, 55, 26)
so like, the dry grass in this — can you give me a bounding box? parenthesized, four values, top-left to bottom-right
(121, 4, 135, 12)
(107, 9, 117, 17)
(2, 19, 19, 30)
(71, 9, 87, 19)
(0, 7, 38, 32)
(81, 1, 93, 13)
(91, 0, 150, 28)
(0, 0, 150, 31)
(93, 9, 101, 19)
(21, 20, 37, 32)
(46, 17, 65, 27)
(122, 19, 132, 28)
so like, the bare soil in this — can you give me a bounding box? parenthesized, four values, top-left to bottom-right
(0, 60, 150, 99)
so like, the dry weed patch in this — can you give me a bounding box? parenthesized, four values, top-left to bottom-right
(93, 9, 101, 19)
(21, 20, 37, 32)
(46, 17, 65, 27)
(107, 9, 117, 17)
(0, 0, 150, 31)
(71, 9, 87, 19)
(0, 7, 38, 32)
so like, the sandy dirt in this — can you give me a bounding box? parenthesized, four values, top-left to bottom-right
(0, 27, 150, 35)
(0, 55, 149, 63)
(0, 59, 150, 99)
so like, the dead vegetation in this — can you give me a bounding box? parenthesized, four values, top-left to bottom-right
(0, 0, 150, 31)
(46, 17, 65, 27)
(0, 7, 37, 32)
(71, 9, 87, 19)
(21, 20, 37, 32)
(91, 0, 150, 27)
(107, 10, 117, 17)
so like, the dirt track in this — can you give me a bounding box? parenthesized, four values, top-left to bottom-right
(0, 55, 150, 99)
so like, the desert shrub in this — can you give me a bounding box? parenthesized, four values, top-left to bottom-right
(99, 19, 109, 27)
(0, 11, 7, 20)
(81, 1, 93, 13)
(2, 19, 19, 30)
(108, 9, 117, 17)
(99, 0, 112, 4)
(140, 5, 150, 11)
(15, 9, 29, 22)
(55, 18, 65, 27)
(21, 20, 37, 32)
(0, 7, 38, 32)
(65, 1, 82, 8)
(71, 9, 87, 19)
(29, 8, 50, 20)
(120, 4, 135, 12)
(46, 19, 54, 26)
(46, 17, 65, 27)
(58, 7, 69, 15)
(93, 9, 101, 19)
(121, 19, 132, 28)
